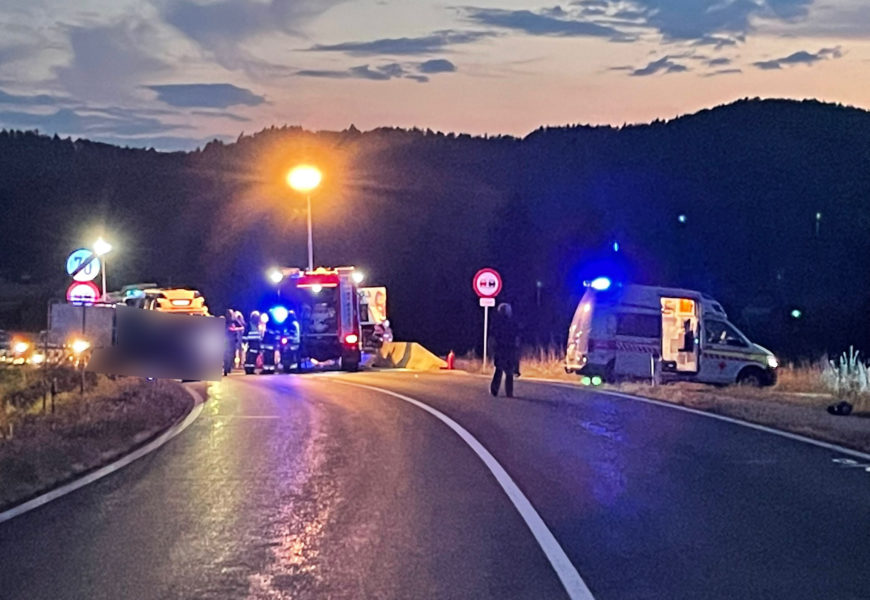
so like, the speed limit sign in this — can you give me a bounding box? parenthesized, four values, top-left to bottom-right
(473, 268, 502, 298)
(66, 248, 101, 282)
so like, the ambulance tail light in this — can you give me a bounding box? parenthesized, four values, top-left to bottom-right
(344, 333, 359, 345)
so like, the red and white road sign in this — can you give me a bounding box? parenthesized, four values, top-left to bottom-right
(66, 281, 100, 304)
(473, 268, 502, 298)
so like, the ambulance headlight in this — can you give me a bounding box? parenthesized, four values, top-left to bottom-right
(767, 355, 778, 369)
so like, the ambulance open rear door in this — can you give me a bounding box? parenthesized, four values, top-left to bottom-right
(660, 296, 699, 373)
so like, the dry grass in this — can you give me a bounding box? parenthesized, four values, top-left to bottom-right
(0, 368, 193, 511)
(456, 347, 870, 453)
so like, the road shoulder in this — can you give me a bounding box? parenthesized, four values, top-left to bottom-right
(0, 379, 204, 520)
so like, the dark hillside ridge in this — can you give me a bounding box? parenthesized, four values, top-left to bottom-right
(2, 98, 868, 357)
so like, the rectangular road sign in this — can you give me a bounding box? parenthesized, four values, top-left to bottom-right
(479, 297, 496, 307)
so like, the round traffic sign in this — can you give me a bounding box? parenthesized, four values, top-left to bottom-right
(473, 268, 502, 298)
(66, 281, 101, 304)
(66, 248, 101, 282)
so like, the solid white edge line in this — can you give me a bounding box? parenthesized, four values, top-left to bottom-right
(0, 384, 205, 524)
(326, 378, 596, 600)
(522, 376, 870, 462)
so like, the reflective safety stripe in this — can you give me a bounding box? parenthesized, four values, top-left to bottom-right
(588, 339, 658, 354)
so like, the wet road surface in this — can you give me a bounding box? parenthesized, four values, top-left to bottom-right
(1, 371, 868, 599)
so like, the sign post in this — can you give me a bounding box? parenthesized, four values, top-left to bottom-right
(473, 268, 502, 371)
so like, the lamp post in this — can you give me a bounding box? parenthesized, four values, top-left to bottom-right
(93, 237, 112, 301)
(287, 165, 322, 271)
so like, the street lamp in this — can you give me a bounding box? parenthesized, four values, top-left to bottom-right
(267, 268, 284, 284)
(94, 236, 112, 300)
(286, 165, 322, 271)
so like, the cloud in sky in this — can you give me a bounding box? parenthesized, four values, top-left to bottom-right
(298, 63, 406, 81)
(146, 83, 266, 108)
(0, 107, 185, 137)
(703, 68, 743, 77)
(191, 110, 253, 123)
(297, 58, 456, 83)
(708, 57, 732, 67)
(610, 0, 814, 40)
(0, 89, 70, 106)
(418, 59, 456, 74)
(310, 30, 493, 56)
(163, 0, 344, 45)
(54, 20, 169, 102)
(460, 7, 629, 39)
(629, 56, 689, 76)
(753, 46, 843, 69)
(0, 0, 865, 150)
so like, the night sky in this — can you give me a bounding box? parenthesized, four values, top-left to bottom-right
(1, 0, 868, 150)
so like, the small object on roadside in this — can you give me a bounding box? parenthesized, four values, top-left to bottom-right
(827, 401, 853, 416)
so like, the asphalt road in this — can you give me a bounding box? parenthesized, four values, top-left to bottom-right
(1, 371, 868, 600)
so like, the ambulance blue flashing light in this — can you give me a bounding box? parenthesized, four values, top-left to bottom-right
(589, 277, 612, 291)
(270, 306, 290, 324)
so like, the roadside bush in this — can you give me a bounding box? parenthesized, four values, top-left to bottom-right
(822, 347, 869, 399)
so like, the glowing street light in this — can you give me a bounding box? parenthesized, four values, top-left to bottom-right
(267, 268, 284, 284)
(93, 236, 112, 301)
(352, 271, 365, 285)
(287, 165, 322, 271)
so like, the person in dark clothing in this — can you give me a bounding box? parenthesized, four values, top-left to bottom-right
(490, 303, 519, 397)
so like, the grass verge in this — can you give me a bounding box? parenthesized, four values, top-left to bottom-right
(457, 350, 870, 455)
(0, 369, 194, 512)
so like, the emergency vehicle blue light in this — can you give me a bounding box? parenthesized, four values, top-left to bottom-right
(270, 306, 289, 324)
(590, 277, 612, 291)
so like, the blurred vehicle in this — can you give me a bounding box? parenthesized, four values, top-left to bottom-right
(565, 280, 778, 386)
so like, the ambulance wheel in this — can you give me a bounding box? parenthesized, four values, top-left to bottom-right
(737, 367, 764, 387)
(341, 357, 359, 372)
(244, 367, 255, 375)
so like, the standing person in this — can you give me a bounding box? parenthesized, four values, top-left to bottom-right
(490, 302, 519, 398)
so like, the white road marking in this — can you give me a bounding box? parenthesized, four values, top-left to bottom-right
(0, 385, 205, 524)
(527, 377, 870, 462)
(327, 379, 596, 600)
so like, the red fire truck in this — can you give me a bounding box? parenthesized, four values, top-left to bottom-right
(276, 267, 363, 371)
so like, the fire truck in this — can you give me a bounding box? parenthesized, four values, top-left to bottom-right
(273, 267, 363, 371)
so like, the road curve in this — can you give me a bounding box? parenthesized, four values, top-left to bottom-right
(0, 371, 868, 599)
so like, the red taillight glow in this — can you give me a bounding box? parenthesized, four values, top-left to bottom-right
(344, 334, 359, 345)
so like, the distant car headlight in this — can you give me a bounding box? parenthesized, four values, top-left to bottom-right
(767, 355, 778, 369)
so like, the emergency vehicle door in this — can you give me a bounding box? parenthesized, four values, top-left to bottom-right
(660, 297, 699, 373)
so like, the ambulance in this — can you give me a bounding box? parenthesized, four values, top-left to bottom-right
(565, 279, 778, 386)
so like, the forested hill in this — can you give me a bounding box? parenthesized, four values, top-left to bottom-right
(1, 98, 869, 357)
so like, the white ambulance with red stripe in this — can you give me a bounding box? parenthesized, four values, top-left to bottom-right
(565, 279, 778, 386)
